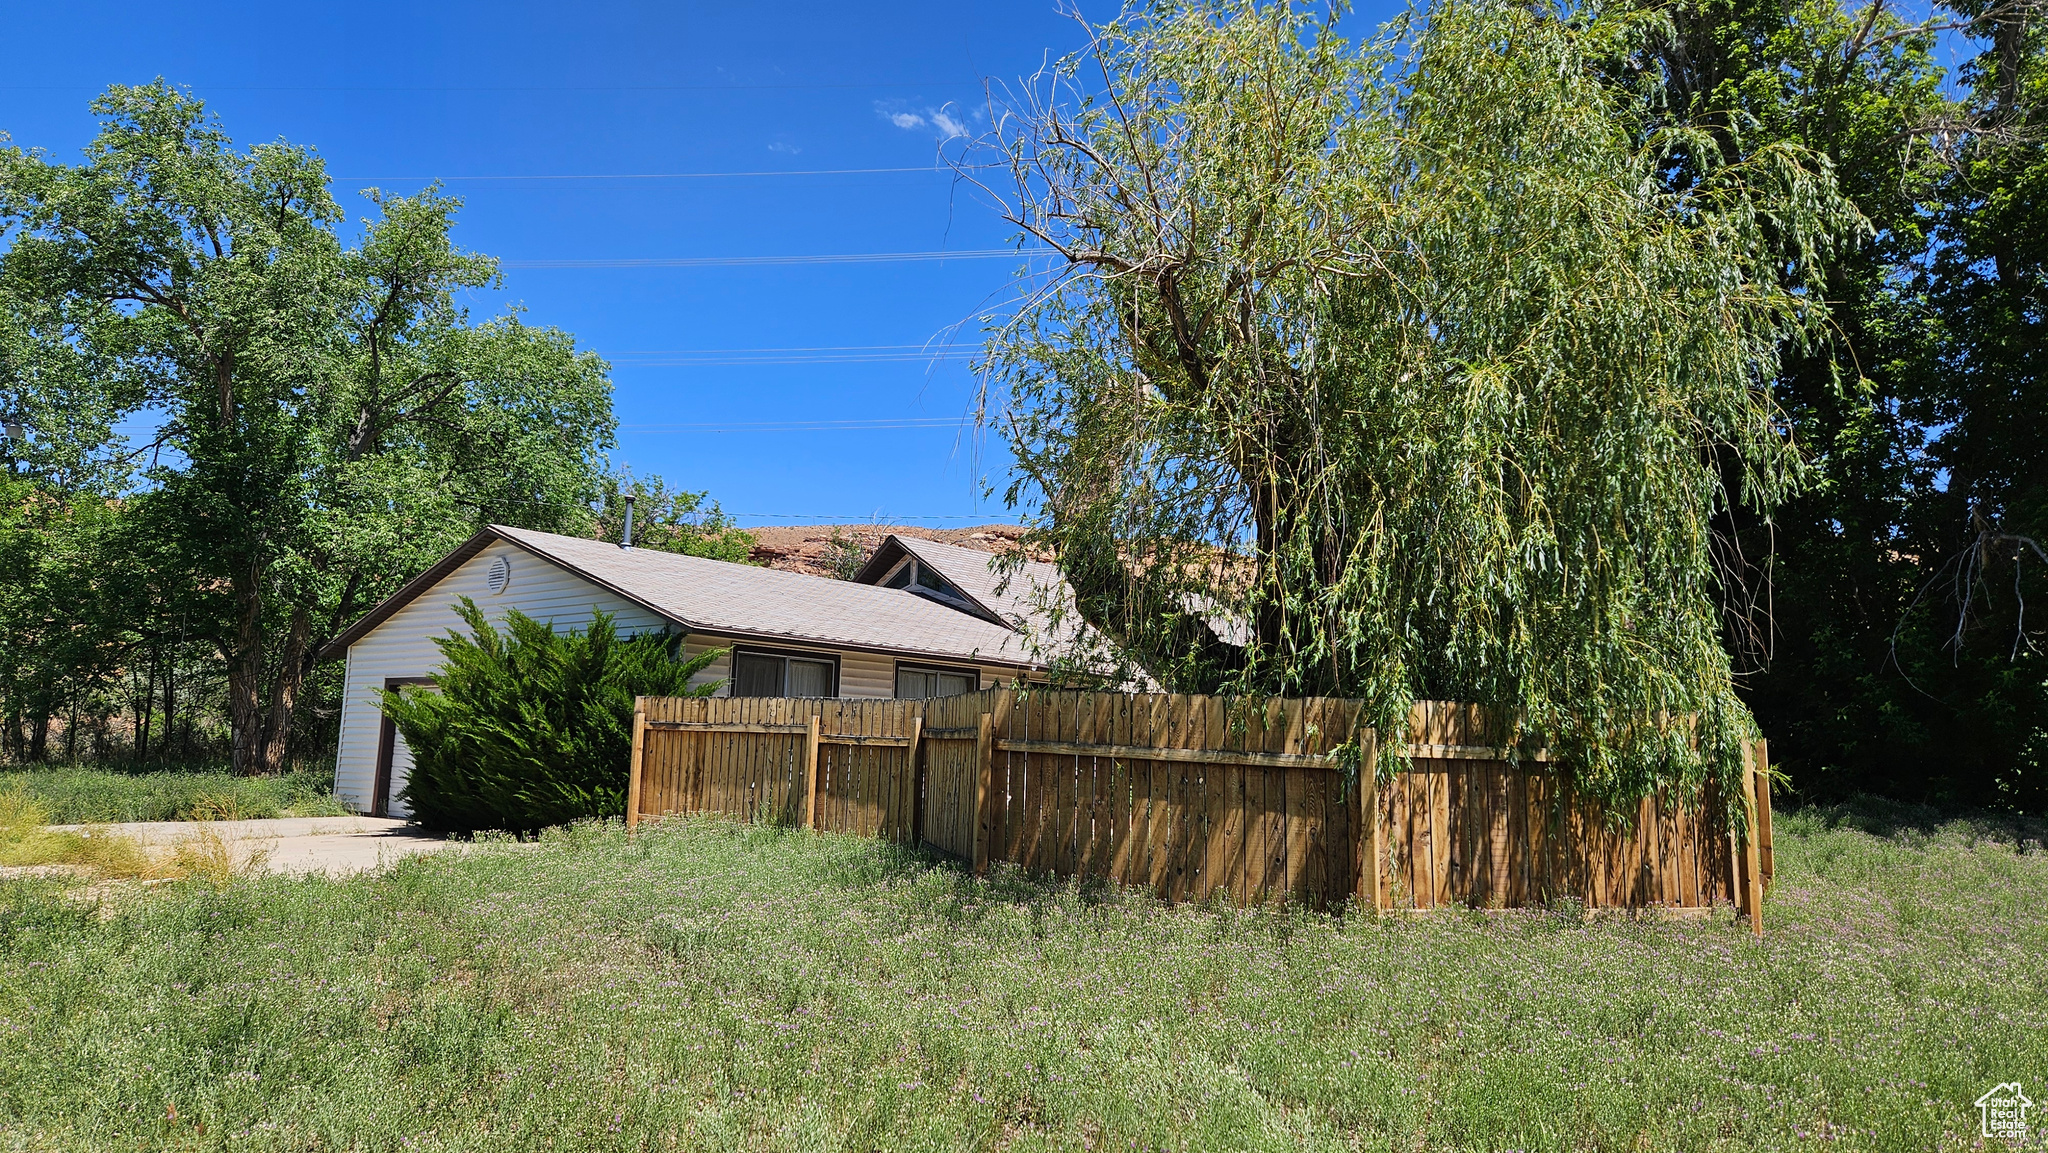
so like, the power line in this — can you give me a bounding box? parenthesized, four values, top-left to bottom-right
(335, 166, 980, 182)
(733, 512, 1009, 521)
(1, 81, 956, 94)
(614, 355, 974, 367)
(607, 343, 978, 367)
(619, 418, 968, 433)
(503, 249, 1034, 269)
(611, 344, 957, 354)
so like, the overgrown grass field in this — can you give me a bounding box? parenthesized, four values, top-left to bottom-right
(1, 803, 2041, 1151)
(0, 765, 348, 824)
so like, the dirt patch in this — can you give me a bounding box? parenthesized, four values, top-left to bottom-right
(742, 523, 1048, 578)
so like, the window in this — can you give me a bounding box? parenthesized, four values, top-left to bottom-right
(881, 558, 967, 604)
(895, 663, 980, 698)
(732, 648, 838, 697)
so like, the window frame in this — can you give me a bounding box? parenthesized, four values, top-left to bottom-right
(879, 556, 974, 607)
(892, 660, 984, 699)
(730, 645, 841, 698)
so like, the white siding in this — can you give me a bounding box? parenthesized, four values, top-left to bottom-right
(337, 540, 1041, 818)
(336, 541, 669, 814)
(675, 638, 1019, 700)
(842, 649, 895, 698)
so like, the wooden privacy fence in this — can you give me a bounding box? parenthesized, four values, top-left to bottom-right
(629, 689, 1776, 931)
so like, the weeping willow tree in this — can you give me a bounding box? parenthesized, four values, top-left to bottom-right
(971, 0, 1863, 812)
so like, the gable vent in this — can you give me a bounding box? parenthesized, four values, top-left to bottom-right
(486, 555, 512, 595)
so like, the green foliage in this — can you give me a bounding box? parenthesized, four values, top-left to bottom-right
(1, 811, 2043, 1147)
(0, 83, 619, 775)
(821, 525, 873, 580)
(982, 0, 1862, 812)
(591, 472, 758, 564)
(0, 792, 155, 875)
(0, 477, 128, 762)
(0, 765, 346, 823)
(1634, 0, 2048, 808)
(1862, 5, 2048, 808)
(383, 601, 721, 835)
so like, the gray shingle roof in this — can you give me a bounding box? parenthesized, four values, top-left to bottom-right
(493, 526, 1039, 667)
(886, 534, 1073, 632)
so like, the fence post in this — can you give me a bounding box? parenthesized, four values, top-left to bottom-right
(627, 697, 647, 832)
(1355, 728, 1383, 912)
(1742, 744, 1765, 938)
(907, 715, 925, 847)
(1754, 738, 1775, 891)
(972, 711, 993, 874)
(802, 715, 821, 831)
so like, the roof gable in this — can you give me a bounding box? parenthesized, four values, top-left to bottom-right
(317, 528, 510, 660)
(889, 535, 1073, 629)
(320, 526, 1044, 670)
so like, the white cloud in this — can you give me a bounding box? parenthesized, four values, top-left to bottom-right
(875, 101, 971, 139)
(767, 141, 801, 154)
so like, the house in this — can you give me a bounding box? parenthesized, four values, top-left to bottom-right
(317, 523, 1071, 817)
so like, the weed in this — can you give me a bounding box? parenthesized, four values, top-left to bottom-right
(1, 793, 159, 878)
(0, 806, 2040, 1150)
(0, 765, 351, 824)
(167, 825, 270, 885)
(0, 791, 269, 882)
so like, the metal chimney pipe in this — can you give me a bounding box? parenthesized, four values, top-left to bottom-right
(621, 494, 637, 549)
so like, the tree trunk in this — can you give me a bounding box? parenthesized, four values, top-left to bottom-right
(227, 567, 268, 776)
(135, 654, 155, 765)
(162, 642, 176, 768)
(258, 607, 312, 775)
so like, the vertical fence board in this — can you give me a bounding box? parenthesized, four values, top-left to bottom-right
(1198, 697, 1224, 901)
(1196, 700, 1220, 905)
(1239, 702, 1266, 907)
(1177, 694, 1197, 897)
(1141, 695, 1167, 894)
(1159, 695, 1181, 895)
(1049, 694, 1071, 878)
(713, 699, 729, 813)
(1094, 694, 1117, 878)
(1756, 740, 1775, 890)
(1174, 695, 1202, 902)
(719, 698, 738, 816)
(627, 690, 1751, 921)
(986, 698, 1006, 862)
(861, 701, 879, 837)
(1076, 694, 1100, 877)
(742, 697, 761, 819)
(1106, 693, 1132, 881)
(1013, 693, 1035, 871)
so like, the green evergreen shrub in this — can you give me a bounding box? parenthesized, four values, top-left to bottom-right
(381, 599, 722, 835)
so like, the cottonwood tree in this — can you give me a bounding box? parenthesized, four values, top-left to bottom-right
(1627, 0, 2045, 806)
(0, 285, 143, 761)
(0, 83, 616, 774)
(970, 0, 1863, 808)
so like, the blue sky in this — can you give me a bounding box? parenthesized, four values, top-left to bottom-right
(0, 1, 1123, 528)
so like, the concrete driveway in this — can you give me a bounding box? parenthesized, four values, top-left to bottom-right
(49, 816, 458, 877)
